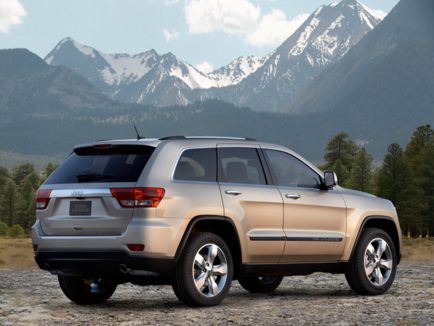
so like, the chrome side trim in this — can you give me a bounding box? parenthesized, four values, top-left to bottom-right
(249, 236, 343, 242)
(285, 237, 343, 242)
(249, 236, 286, 241)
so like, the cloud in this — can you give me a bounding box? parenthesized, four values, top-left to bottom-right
(184, 0, 308, 48)
(0, 0, 26, 33)
(163, 0, 180, 5)
(246, 11, 308, 48)
(185, 0, 260, 35)
(163, 28, 180, 42)
(195, 60, 214, 74)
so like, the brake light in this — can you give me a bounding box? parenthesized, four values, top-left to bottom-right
(36, 189, 52, 210)
(110, 187, 165, 208)
(94, 144, 112, 149)
(127, 244, 145, 251)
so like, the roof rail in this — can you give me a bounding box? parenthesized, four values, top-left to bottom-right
(158, 136, 257, 141)
(158, 136, 186, 140)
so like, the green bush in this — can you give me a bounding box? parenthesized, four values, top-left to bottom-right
(8, 224, 25, 238)
(0, 221, 8, 236)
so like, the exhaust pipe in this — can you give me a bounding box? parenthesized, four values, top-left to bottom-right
(119, 264, 129, 274)
(118, 264, 159, 277)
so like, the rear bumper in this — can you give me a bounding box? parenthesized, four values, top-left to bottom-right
(32, 217, 188, 258)
(35, 251, 175, 277)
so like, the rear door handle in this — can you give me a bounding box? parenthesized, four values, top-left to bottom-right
(285, 194, 301, 200)
(225, 190, 242, 196)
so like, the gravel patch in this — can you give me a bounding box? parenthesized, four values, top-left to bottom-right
(0, 263, 433, 325)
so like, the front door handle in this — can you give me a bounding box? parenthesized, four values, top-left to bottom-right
(225, 190, 242, 196)
(285, 194, 301, 200)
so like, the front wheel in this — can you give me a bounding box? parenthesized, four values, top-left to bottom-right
(58, 276, 117, 304)
(238, 275, 283, 293)
(345, 228, 397, 295)
(172, 232, 233, 307)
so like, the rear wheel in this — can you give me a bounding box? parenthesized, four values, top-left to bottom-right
(238, 275, 283, 293)
(345, 228, 397, 295)
(172, 232, 233, 307)
(58, 276, 117, 304)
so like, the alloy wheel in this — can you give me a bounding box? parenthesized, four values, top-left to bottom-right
(192, 243, 228, 297)
(364, 238, 393, 287)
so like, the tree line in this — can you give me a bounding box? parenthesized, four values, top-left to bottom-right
(0, 163, 56, 237)
(323, 125, 434, 237)
(0, 125, 433, 237)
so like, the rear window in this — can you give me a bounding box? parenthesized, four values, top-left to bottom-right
(45, 145, 155, 184)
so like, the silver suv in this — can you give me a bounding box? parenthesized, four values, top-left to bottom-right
(33, 136, 402, 307)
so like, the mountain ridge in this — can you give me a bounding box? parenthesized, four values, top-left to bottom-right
(44, 0, 382, 111)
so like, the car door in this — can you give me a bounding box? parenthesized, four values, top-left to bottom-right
(217, 144, 284, 264)
(262, 149, 347, 263)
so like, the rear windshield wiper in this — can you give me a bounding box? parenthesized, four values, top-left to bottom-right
(76, 173, 118, 182)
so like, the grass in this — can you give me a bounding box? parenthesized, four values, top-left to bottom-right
(0, 237, 433, 270)
(0, 237, 36, 269)
(401, 237, 434, 261)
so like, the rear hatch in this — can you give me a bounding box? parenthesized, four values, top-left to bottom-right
(37, 144, 155, 236)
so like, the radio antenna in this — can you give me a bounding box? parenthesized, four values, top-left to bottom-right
(134, 125, 145, 140)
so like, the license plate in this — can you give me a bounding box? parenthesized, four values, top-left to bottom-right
(69, 201, 92, 216)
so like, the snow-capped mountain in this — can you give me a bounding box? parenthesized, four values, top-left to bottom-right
(45, 37, 220, 106)
(208, 55, 269, 87)
(45, 38, 266, 106)
(196, 0, 383, 112)
(45, 0, 383, 110)
(46, 39, 160, 88)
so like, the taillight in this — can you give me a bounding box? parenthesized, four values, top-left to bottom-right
(36, 189, 52, 210)
(110, 187, 165, 208)
(94, 144, 112, 149)
(127, 244, 145, 251)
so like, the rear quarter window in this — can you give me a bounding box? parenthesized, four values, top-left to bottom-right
(45, 145, 155, 184)
(174, 148, 216, 182)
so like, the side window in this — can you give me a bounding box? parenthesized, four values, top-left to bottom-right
(264, 150, 321, 189)
(174, 148, 216, 182)
(218, 147, 266, 185)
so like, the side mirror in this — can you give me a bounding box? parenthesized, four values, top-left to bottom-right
(324, 170, 337, 188)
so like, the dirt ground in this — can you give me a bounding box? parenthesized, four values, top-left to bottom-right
(0, 262, 433, 326)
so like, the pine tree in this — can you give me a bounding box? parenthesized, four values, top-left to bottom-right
(324, 132, 358, 167)
(405, 125, 433, 163)
(376, 143, 409, 203)
(348, 147, 374, 192)
(12, 163, 37, 186)
(0, 166, 10, 225)
(404, 125, 434, 236)
(330, 159, 350, 187)
(376, 143, 418, 234)
(16, 178, 36, 230)
(418, 139, 434, 236)
(0, 180, 17, 226)
(323, 132, 357, 186)
(0, 166, 9, 189)
(41, 163, 58, 182)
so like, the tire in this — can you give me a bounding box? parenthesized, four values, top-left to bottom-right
(345, 227, 397, 295)
(238, 275, 283, 293)
(172, 232, 233, 307)
(58, 276, 117, 304)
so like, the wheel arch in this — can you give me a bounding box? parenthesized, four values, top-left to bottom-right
(350, 215, 402, 264)
(175, 215, 242, 279)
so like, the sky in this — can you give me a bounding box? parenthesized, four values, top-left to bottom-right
(0, 0, 399, 72)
